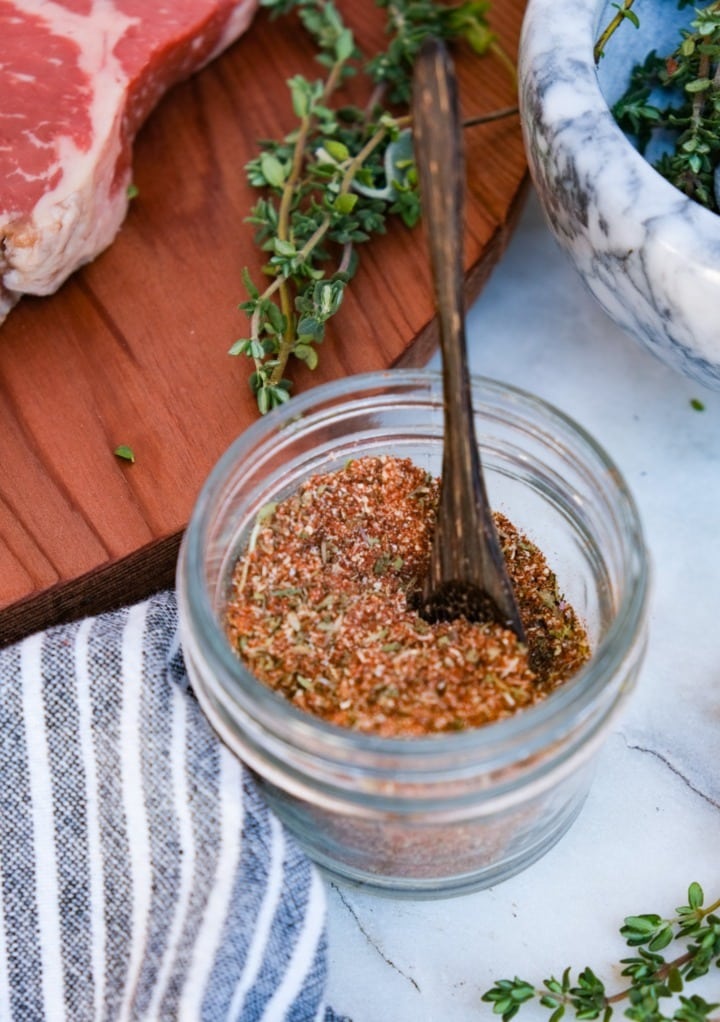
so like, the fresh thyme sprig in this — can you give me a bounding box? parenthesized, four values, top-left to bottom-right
(482, 882, 720, 1022)
(594, 1, 638, 64)
(604, 1, 720, 213)
(230, 0, 515, 414)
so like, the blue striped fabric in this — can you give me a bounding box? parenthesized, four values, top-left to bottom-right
(0, 591, 348, 1022)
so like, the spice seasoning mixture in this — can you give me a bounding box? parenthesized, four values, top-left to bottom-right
(226, 455, 590, 738)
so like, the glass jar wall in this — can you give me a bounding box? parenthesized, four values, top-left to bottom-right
(177, 370, 648, 897)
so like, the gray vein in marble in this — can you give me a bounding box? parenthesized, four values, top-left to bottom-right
(620, 733, 720, 812)
(331, 885, 422, 994)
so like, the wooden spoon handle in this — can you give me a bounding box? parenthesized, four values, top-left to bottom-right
(411, 37, 473, 461)
(412, 37, 526, 639)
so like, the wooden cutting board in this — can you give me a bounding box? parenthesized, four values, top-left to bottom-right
(0, 1, 528, 646)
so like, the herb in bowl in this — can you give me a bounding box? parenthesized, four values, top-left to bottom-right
(599, 1, 720, 213)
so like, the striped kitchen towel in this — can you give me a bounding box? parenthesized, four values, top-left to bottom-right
(0, 590, 347, 1022)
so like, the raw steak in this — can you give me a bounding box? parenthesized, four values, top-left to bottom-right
(0, 0, 259, 323)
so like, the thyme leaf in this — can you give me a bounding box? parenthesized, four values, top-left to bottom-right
(114, 444, 136, 463)
(232, 0, 515, 414)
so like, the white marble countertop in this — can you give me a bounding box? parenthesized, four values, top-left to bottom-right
(324, 189, 720, 1021)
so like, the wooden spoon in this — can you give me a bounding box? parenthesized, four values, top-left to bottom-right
(412, 36, 525, 639)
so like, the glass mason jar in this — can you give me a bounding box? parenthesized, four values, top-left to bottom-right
(177, 370, 649, 898)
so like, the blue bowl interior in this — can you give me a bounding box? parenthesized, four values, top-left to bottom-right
(597, 1, 690, 103)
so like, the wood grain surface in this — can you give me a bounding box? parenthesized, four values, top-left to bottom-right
(0, 1, 528, 647)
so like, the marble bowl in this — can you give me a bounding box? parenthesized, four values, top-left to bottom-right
(519, 0, 720, 389)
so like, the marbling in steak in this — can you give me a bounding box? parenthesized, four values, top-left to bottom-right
(0, 0, 259, 323)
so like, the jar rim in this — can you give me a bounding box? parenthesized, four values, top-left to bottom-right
(178, 369, 649, 760)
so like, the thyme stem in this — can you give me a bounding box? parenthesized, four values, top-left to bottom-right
(605, 949, 694, 1004)
(268, 214, 333, 385)
(490, 40, 517, 86)
(593, 0, 636, 64)
(464, 105, 518, 128)
(692, 51, 711, 129)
